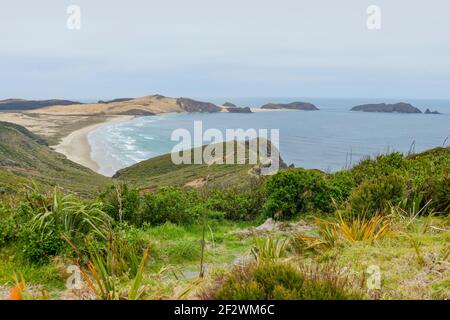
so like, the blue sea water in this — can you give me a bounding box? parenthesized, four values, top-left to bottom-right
(88, 98, 450, 176)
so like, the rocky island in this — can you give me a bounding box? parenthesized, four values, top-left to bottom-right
(350, 103, 422, 113)
(224, 106, 252, 113)
(424, 108, 442, 115)
(260, 102, 319, 111)
(223, 102, 237, 107)
(220, 102, 252, 113)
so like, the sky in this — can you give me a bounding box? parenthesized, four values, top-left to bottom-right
(0, 0, 450, 100)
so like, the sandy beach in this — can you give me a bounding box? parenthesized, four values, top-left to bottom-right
(52, 115, 134, 173)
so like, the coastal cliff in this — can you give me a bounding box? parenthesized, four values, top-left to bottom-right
(176, 98, 222, 113)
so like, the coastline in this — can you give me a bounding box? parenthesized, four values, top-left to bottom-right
(52, 115, 134, 173)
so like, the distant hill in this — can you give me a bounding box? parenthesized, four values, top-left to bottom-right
(0, 121, 109, 195)
(0, 99, 81, 111)
(97, 98, 134, 104)
(22, 95, 224, 115)
(113, 140, 285, 190)
(261, 102, 319, 111)
(351, 103, 422, 113)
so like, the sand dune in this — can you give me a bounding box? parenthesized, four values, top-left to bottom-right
(35, 95, 182, 115)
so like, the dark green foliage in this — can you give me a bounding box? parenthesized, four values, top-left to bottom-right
(0, 207, 17, 247)
(263, 169, 334, 219)
(419, 175, 450, 213)
(328, 170, 357, 203)
(206, 186, 264, 221)
(349, 148, 449, 214)
(262, 148, 449, 219)
(20, 224, 65, 264)
(351, 152, 406, 184)
(141, 187, 200, 225)
(348, 174, 406, 216)
(214, 262, 362, 300)
(101, 184, 142, 225)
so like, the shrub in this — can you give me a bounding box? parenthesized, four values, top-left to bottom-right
(207, 190, 257, 220)
(213, 261, 362, 300)
(251, 237, 289, 262)
(351, 152, 406, 184)
(348, 174, 405, 216)
(329, 170, 357, 203)
(101, 184, 141, 225)
(20, 224, 65, 264)
(419, 175, 450, 214)
(0, 206, 19, 247)
(263, 169, 334, 219)
(141, 187, 199, 225)
(17, 188, 112, 262)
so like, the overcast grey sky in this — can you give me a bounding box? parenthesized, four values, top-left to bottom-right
(1, 0, 449, 100)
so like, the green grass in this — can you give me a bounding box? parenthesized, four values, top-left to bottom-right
(0, 247, 65, 291)
(146, 221, 256, 269)
(113, 140, 273, 190)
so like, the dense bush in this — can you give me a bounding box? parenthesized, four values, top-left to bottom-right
(0, 205, 17, 247)
(348, 173, 405, 216)
(213, 262, 362, 300)
(349, 148, 449, 215)
(207, 189, 262, 221)
(20, 224, 65, 264)
(101, 184, 142, 225)
(419, 175, 450, 214)
(351, 152, 406, 184)
(263, 169, 334, 219)
(141, 187, 200, 225)
(328, 170, 357, 203)
(7, 188, 113, 263)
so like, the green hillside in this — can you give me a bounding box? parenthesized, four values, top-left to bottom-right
(113, 142, 264, 190)
(0, 121, 109, 196)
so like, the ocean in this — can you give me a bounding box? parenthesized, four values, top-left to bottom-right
(88, 98, 450, 176)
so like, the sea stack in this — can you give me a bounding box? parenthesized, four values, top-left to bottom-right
(424, 108, 442, 115)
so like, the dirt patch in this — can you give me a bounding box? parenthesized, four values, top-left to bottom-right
(184, 177, 207, 188)
(226, 218, 314, 238)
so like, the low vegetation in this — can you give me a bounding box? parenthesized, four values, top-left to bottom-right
(0, 135, 448, 299)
